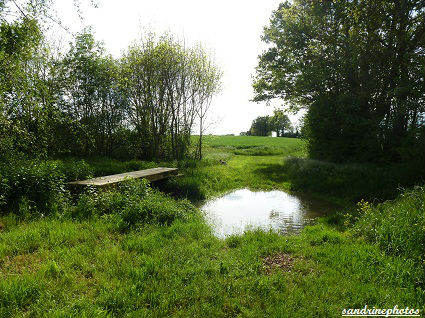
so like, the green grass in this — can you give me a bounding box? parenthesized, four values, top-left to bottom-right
(0, 135, 424, 317)
(0, 198, 423, 317)
(161, 136, 306, 201)
(170, 136, 423, 204)
(199, 135, 305, 151)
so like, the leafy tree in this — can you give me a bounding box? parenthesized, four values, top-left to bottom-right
(0, 17, 43, 159)
(59, 30, 125, 156)
(0, 3, 221, 162)
(249, 116, 271, 136)
(121, 33, 221, 160)
(253, 0, 425, 163)
(269, 109, 291, 137)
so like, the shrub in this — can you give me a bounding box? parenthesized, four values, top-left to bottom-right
(58, 159, 93, 181)
(161, 177, 206, 201)
(0, 160, 66, 215)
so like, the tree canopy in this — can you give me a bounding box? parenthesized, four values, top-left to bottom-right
(0, 3, 222, 162)
(246, 110, 294, 137)
(253, 0, 425, 163)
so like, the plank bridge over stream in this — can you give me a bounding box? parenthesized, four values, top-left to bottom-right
(68, 167, 179, 188)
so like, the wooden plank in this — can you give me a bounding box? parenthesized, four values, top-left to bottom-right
(68, 167, 178, 187)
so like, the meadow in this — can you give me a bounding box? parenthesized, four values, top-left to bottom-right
(0, 136, 424, 317)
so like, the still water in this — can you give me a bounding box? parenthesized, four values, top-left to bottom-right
(201, 189, 339, 238)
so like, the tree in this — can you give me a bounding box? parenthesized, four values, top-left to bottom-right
(59, 30, 126, 156)
(193, 45, 222, 160)
(249, 116, 271, 136)
(269, 109, 291, 137)
(0, 0, 100, 160)
(253, 0, 425, 163)
(0, 2, 222, 161)
(121, 33, 221, 160)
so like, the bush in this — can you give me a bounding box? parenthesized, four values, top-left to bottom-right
(0, 160, 66, 215)
(161, 177, 206, 201)
(86, 158, 157, 177)
(57, 159, 93, 181)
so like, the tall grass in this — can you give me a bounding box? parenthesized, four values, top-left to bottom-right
(354, 186, 425, 265)
(284, 157, 424, 202)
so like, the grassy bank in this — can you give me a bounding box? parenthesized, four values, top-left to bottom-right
(1, 136, 424, 317)
(1, 181, 423, 317)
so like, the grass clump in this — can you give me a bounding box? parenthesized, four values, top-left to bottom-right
(70, 179, 197, 230)
(354, 186, 425, 265)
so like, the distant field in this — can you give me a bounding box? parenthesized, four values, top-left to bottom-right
(198, 135, 305, 149)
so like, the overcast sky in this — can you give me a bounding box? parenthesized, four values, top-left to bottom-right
(54, 0, 297, 135)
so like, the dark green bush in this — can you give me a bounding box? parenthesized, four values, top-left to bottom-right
(160, 177, 206, 201)
(57, 159, 93, 181)
(87, 158, 157, 177)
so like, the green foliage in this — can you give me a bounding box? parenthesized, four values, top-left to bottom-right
(283, 156, 424, 202)
(165, 136, 306, 201)
(0, 137, 423, 316)
(0, 160, 66, 215)
(70, 179, 196, 230)
(253, 0, 425, 164)
(161, 176, 206, 201)
(57, 159, 93, 181)
(0, 21, 221, 162)
(121, 33, 221, 160)
(354, 187, 425, 264)
(249, 115, 271, 136)
(0, 213, 422, 317)
(80, 157, 157, 177)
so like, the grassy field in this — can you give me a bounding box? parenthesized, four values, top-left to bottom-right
(161, 136, 307, 201)
(0, 136, 424, 317)
(200, 135, 305, 150)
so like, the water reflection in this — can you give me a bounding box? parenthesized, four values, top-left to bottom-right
(201, 189, 339, 238)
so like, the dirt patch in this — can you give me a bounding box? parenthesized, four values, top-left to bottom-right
(263, 252, 296, 275)
(1, 253, 42, 274)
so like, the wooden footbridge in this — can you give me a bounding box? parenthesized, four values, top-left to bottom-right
(68, 167, 179, 188)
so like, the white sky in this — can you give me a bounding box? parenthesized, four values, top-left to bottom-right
(53, 0, 298, 135)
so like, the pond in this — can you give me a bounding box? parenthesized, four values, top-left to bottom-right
(201, 188, 340, 238)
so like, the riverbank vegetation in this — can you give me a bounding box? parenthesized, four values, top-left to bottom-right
(1, 137, 424, 317)
(1, 171, 424, 317)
